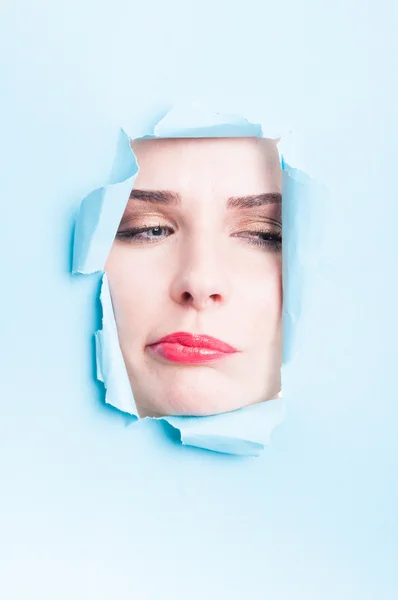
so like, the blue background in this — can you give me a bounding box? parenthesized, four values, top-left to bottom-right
(1, 1, 397, 598)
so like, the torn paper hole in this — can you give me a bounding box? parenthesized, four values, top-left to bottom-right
(72, 105, 323, 456)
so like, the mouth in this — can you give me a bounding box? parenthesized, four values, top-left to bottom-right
(146, 331, 239, 365)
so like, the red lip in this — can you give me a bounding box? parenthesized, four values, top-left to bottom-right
(147, 332, 238, 364)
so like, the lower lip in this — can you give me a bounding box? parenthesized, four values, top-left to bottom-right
(147, 342, 234, 364)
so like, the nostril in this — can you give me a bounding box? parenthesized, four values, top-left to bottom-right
(180, 291, 222, 306)
(210, 293, 222, 302)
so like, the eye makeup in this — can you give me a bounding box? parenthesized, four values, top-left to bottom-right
(116, 222, 281, 251)
(115, 193, 282, 251)
(116, 225, 173, 243)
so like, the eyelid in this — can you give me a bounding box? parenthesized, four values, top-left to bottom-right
(120, 204, 178, 222)
(118, 215, 176, 230)
(231, 214, 281, 226)
(227, 220, 281, 236)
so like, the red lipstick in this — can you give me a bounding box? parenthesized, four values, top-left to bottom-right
(147, 332, 238, 364)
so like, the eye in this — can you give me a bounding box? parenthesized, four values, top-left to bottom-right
(233, 230, 282, 252)
(116, 225, 174, 243)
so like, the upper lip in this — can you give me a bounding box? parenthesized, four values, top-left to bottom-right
(148, 332, 238, 353)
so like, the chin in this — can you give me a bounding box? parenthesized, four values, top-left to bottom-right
(145, 389, 264, 418)
(132, 371, 280, 418)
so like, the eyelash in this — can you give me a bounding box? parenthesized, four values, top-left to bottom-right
(116, 225, 282, 251)
(116, 225, 173, 243)
(235, 231, 282, 251)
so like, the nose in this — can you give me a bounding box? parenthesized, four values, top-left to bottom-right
(169, 240, 230, 311)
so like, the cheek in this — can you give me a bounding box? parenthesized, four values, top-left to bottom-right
(242, 257, 282, 328)
(105, 249, 143, 328)
(105, 247, 169, 331)
(259, 271, 282, 315)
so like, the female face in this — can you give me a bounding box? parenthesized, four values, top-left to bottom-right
(105, 137, 282, 417)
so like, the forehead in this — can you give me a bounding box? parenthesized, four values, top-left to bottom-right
(130, 137, 282, 196)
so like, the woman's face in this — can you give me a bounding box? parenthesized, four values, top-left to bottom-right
(105, 137, 282, 417)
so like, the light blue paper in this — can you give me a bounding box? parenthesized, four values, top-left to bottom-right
(72, 105, 312, 455)
(95, 274, 138, 416)
(163, 399, 285, 456)
(282, 163, 327, 364)
(2, 4, 396, 595)
(72, 130, 139, 275)
(152, 103, 264, 138)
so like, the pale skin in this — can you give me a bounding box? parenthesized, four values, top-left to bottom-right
(105, 137, 282, 417)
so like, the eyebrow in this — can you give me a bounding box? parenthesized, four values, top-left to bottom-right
(227, 192, 281, 209)
(129, 189, 282, 208)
